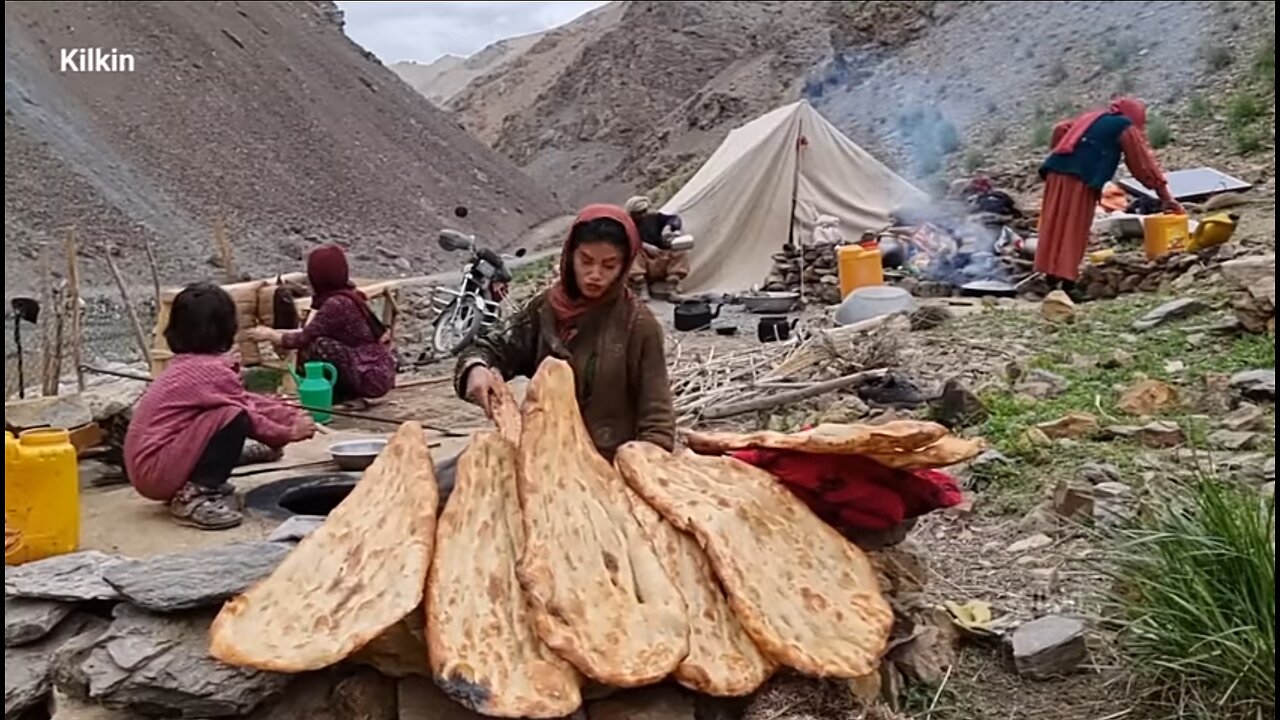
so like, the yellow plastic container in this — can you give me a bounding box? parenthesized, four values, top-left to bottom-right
(838, 244, 885, 298)
(5, 429, 80, 565)
(1142, 214, 1189, 259)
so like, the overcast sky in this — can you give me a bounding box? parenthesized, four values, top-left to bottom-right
(336, 1, 607, 64)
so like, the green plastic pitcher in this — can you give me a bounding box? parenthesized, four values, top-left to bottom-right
(290, 361, 338, 424)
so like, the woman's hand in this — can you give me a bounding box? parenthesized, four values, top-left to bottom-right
(245, 326, 283, 345)
(464, 365, 502, 418)
(1163, 198, 1186, 215)
(289, 413, 317, 442)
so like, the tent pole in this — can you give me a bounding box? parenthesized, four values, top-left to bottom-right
(792, 130, 807, 304)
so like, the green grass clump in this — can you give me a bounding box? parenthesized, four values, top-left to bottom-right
(1146, 115, 1172, 149)
(1226, 93, 1263, 130)
(1104, 479, 1275, 719)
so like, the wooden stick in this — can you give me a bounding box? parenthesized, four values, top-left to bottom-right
(141, 236, 161, 308)
(103, 244, 152, 364)
(700, 368, 887, 420)
(65, 228, 85, 392)
(43, 284, 65, 397)
(394, 374, 451, 389)
(214, 214, 236, 282)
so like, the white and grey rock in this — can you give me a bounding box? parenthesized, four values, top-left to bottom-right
(5, 598, 74, 647)
(1076, 462, 1121, 485)
(102, 542, 291, 612)
(267, 515, 326, 543)
(1208, 430, 1261, 452)
(1230, 369, 1275, 401)
(1011, 615, 1088, 679)
(80, 604, 289, 717)
(5, 614, 102, 720)
(1221, 404, 1264, 432)
(1131, 298, 1207, 331)
(5, 551, 125, 602)
(1016, 369, 1070, 400)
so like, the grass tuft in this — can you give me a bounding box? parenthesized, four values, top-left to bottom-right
(1146, 115, 1172, 149)
(1103, 478, 1275, 719)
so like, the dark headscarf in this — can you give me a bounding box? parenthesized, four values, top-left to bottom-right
(306, 244, 386, 338)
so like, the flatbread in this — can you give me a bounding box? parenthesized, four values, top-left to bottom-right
(615, 441, 894, 678)
(623, 481, 775, 695)
(426, 431, 582, 718)
(491, 381, 522, 445)
(516, 357, 689, 687)
(685, 420, 983, 469)
(209, 421, 439, 672)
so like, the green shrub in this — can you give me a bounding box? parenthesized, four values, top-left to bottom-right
(1146, 115, 1172, 148)
(1031, 120, 1053, 149)
(1226, 93, 1263, 130)
(963, 147, 987, 172)
(1203, 45, 1233, 72)
(1233, 125, 1266, 155)
(1254, 34, 1275, 83)
(1187, 94, 1212, 119)
(1104, 479, 1275, 718)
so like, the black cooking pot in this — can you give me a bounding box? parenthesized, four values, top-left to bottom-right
(674, 299, 721, 332)
(758, 316, 798, 343)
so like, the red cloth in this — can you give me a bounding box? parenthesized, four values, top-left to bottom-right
(1052, 96, 1146, 155)
(547, 204, 642, 343)
(124, 353, 302, 501)
(729, 448, 964, 534)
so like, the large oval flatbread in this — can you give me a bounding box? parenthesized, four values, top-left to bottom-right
(209, 421, 439, 672)
(426, 431, 582, 718)
(615, 441, 894, 679)
(685, 420, 983, 469)
(622, 481, 775, 695)
(516, 357, 689, 687)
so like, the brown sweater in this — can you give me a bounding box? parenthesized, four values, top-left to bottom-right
(454, 290, 676, 459)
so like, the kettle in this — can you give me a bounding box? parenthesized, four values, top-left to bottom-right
(673, 298, 722, 332)
(290, 361, 339, 423)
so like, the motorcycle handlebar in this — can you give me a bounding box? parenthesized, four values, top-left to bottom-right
(438, 229, 473, 253)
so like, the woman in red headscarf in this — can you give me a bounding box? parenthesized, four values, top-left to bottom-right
(453, 204, 675, 459)
(248, 244, 397, 403)
(1036, 96, 1183, 287)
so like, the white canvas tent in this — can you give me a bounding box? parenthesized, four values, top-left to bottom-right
(662, 100, 928, 295)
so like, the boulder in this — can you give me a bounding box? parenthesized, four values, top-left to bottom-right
(1040, 290, 1075, 323)
(1036, 412, 1099, 440)
(1138, 421, 1185, 448)
(80, 604, 288, 717)
(1221, 404, 1264, 432)
(1007, 533, 1053, 554)
(1230, 369, 1275, 401)
(1052, 479, 1094, 522)
(103, 542, 291, 612)
(1011, 615, 1087, 679)
(5, 551, 125, 602)
(1116, 379, 1179, 417)
(5, 614, 102, 720)
(1208, 430, 1261, 452)
(1131, 298, 1207, 331)
(931, 378, 989, 428)
(6, 597, 74, 647)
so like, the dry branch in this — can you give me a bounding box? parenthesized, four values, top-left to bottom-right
(65, 228, 85, 391)
(103, 245, 152, 364)
(701, 368, 886, 420)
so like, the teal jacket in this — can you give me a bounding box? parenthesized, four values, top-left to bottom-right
(1039, 114, 1133, 191)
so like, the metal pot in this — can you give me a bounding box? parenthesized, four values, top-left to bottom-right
(328, 439, 388, 471)
(878, 236, 908, 269)
(674, 299, 721, 332)
(757, 316, 798, 343)
(742, 291, 800, 314)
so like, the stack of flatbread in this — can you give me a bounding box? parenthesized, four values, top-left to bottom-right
(210, 359, 979, 716)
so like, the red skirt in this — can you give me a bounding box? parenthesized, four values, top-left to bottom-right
(1036, 172, 1101, 281)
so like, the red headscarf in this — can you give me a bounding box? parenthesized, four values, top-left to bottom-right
(547, 204, 642, 343)
(306, 244, 385, 336)
(1052, 96, 1147, 155)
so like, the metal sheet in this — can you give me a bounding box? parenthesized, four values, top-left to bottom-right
(1119, 167, 1252, 201)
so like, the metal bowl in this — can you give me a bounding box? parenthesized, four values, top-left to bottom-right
(742, 291, 800, 314)
(328, 439, 388, 471)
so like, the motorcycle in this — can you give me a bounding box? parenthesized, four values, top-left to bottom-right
(428, 207, 527, 357)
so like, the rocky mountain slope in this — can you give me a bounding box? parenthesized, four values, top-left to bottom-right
(391, 32, 545, 106)
(3, 0, 564, 297)
(417, 0, 1273, 208)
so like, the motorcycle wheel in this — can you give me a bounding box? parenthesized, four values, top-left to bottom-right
(431, 296, 483, 357)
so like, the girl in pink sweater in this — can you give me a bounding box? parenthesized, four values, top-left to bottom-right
(124, 283, 315, 530)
